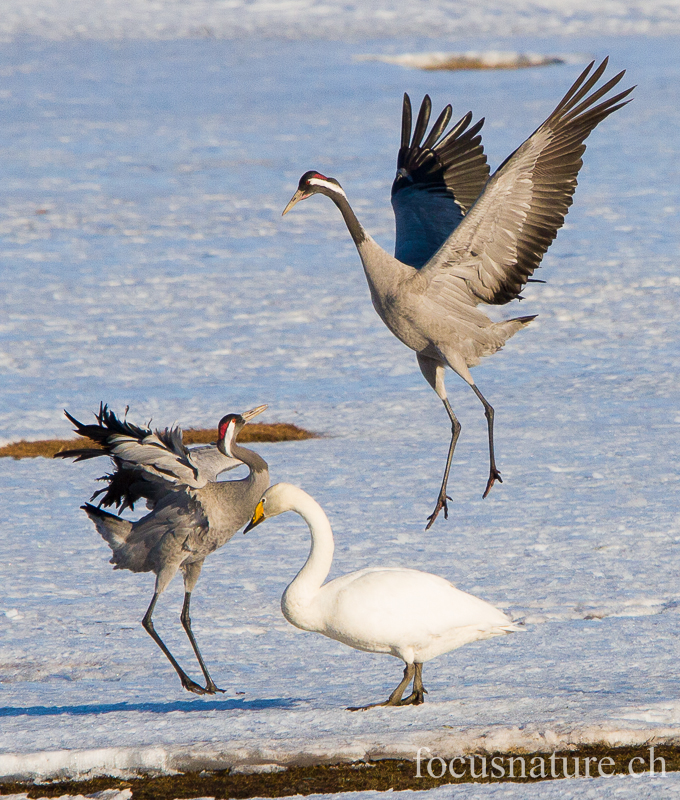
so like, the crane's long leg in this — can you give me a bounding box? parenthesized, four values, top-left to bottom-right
(399, 662, 427, 705)
(180, 591, 224, 695)
(471, 384, 502, 498)
(348, 663, 416, 712)
(426, 397, 462, 530)
(142, 592, 212, 695)
(417, 354, 462, 529)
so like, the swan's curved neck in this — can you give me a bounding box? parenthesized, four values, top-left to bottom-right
(283, 493, 334, 626)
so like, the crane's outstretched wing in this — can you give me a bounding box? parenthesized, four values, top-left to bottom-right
(188, 445, 244, 483)
(419, 59, 634, 309)
(56, 404, 241, 510)
(391, 94, 489, 269)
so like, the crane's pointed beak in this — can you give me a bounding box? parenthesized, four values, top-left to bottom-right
(244, 499, 266, 534)
(242, 404, 267, 422)
(282, 189, 309, 216)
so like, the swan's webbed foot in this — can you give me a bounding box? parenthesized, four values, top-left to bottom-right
(347, 663, 426, 711)
(399, 687, 427, 705)
(348, 690, 427, 711)
(347, 700, 389, 712)
(400, 663, 427, 705)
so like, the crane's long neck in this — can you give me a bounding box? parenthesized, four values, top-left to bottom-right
(219, 433, 269, 512)
(325, 187, 411, 304)
(281, 490, 334, 631)
(228, 441, 268, 490)
(330, 191, 368, 249)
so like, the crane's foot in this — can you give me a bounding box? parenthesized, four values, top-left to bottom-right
(482, 467, 502, 499)
(180, 675, 225, 695)
(425, 493, 451, 530)
(203, 679, 226, 695)
(181, 676, 213, 695)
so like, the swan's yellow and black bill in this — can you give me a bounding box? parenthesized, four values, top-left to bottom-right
(244, 499, 265, 533)
(282, 189, 309, 216)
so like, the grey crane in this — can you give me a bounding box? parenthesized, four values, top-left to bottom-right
(57, 403, 247, 512)
(283, 59, 633, 528)
(57, 403, 269, 694)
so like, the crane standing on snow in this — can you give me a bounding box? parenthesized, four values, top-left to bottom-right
(283, 59, 633, 528)
(57, 403, 269, 695)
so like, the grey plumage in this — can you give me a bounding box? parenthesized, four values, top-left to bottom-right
(283, 59, 633, 527)
(60, 404, 269, 694)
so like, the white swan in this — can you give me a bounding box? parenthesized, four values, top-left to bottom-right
(245, 483, 521, 710)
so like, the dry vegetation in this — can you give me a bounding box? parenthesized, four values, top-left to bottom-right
(355, 52, 565, 71)
(423, 54, 564, 70)
(1, 746, 679, 798)
(0, 423, 318, 460)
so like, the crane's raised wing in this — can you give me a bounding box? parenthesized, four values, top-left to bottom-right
(391, 94, 489, 269)
(419, 59, 633, 308)
(187, 445, 243, 483)
(57, 405, 240, 510)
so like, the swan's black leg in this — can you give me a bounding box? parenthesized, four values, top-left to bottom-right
(348, 663, 416, 711)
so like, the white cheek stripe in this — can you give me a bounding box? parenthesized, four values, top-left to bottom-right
(308, 177, 346, 198)
(224, 421, 237, 451)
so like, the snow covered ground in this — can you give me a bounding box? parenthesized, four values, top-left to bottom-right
(0, 1, 679, 796)
(2, 0, 680, 40)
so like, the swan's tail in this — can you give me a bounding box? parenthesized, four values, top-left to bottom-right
(499, 621, 525, 635)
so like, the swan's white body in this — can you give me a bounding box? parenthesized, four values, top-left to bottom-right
(248, 483, 519, 707)
(286, 565, 514, 664)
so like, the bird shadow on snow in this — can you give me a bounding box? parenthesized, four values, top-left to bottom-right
(0, 697, 297, 718)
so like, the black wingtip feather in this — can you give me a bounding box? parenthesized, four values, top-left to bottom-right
(422, 104, 453, 151)
(401, 93, 412, 150)
(411, 95, 432, 149)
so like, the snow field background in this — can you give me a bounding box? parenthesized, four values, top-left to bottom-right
(0, 18, 678, 800)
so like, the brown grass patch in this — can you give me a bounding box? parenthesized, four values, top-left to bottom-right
(1, 746, 679, 797)
(422, 55, 564, 71)
(355, 52, 566, 71)
(0, 423, 318, 460)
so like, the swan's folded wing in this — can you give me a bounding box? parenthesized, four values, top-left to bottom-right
(391, 94, 488, 269)
(419, 59, 633, 307)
